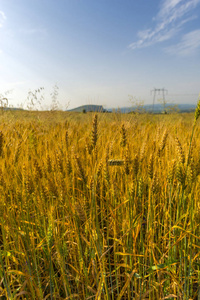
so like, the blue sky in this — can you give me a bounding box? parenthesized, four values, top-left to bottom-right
(0, 0, 200, 110)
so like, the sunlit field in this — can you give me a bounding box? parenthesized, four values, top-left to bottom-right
(0, 109, 200, 299)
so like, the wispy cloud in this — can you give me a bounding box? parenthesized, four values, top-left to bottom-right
(0, 10, 6, 28)
(129, 0, 200, 50)
(165, 29, 200, 55)
(19, 28, 47, 35)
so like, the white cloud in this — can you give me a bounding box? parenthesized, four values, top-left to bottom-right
(0, 10, 6, 20)
(0, 10, 6, 28)
(129, 0, 200, 50)
(165, 29, 200, 55)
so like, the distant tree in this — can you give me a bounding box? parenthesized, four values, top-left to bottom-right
(166, 104, 180, 114)
(158, 97, 179, 114)
(128, 95, 145, 113)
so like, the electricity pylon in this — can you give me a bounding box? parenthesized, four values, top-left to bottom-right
(151, 88, 168, 113)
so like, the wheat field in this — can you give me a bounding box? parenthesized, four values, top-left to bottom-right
(0, 108, 200, 299)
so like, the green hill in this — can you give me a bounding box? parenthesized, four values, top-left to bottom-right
(68, 104, 106, 112)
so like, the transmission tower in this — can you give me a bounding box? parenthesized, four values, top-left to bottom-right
(151, 88, 168, 112)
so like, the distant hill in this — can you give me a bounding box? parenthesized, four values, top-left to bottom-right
(0, 107, 24, 111)
(68, 105, 107, 113)
(107, 103, 196, 113)
(67, 103, 196, 114)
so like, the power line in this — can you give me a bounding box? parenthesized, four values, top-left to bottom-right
(167, 93, 198, 96)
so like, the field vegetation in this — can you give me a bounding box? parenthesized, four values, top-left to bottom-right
(0, 108, 200, 299)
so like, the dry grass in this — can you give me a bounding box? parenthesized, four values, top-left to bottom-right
(0, 109, 199, 299)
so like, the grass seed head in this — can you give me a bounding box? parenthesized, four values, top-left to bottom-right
(158, 130, 168, 156)
(167, 159, 176, 184)
(148, 154, 154, 180)
(120, 123, 127, 147)
(91, 114, 98, 149)
(74, 154, 87, 184)
(66, 156, 72, 176)
(133, 154, 139, 177)
(151, 172, 160, 194)
(176, 162, 185, 185)
(194, 97, 200, 124)
(175, 137, 185, 164)
(124, 146, 130, 175)
(188, 158, 196, 183)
